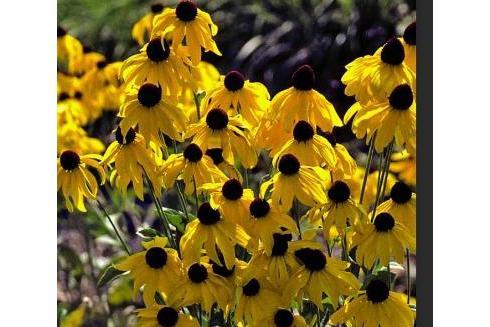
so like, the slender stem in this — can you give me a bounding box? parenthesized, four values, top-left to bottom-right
(96, 199, 131, 255)
(359, 136, 376, 205)
(316, 306, 321, 327)
(371, 142, 394, 221)
(193, 92, 201, 120)
(175, 181, 190, 223)
(406, 249, 411, 304)
(243, 167, 249, 189)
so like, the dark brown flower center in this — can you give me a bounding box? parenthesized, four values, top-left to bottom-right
(157, 307, 179, 327)
(278, 154, 300, 175)
(366, 279, 390, 303)
(74, 91, 83, 100)
(175, 1, 197, 22)
(206, 108, 229, 130)
(197, 202, 221, 225)
(146, 38, 171, 62)
(205, 148, 224, 165)
(151, 3, 164, 14)
(242, 278, 260, 296)
(183, 143, 203, 162)
(222, 179, 243, 200)
(145, 247, 168, 269)
(274, 309, 294, 327)
(115, 127, 136, 145)
(249, 198, 270, 218)
(374, 213, 395, 232)
(58, 92, 70, 101)
(96, 60, 108, 69)
(390, 181, 412, 204)
(389, 84, 413, 110)
(138, 83, 162, 107)
(60, 150, 80, 170)
(188, 263, 208, 283)
(328, 181, 351, 203)
(292, 64, 315, 90)
(224, 71, 245, 91)
(294, 248, 326, 271)
(403, 22, 416, 46)
(381, 38, 405, 65)
(293, 120, 314, 142)
(57, 26, 67, 38)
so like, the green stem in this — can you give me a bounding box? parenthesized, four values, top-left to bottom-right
(359, 136, 376, 205)
(96, 199, 131, 255)
(175, 181, 190, 223)
(193, 92, 201, 120)
(371, 142, 394, 221)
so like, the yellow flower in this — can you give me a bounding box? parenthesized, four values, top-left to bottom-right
(152, 0, 221, 65)
(185, 108, 257, 168)
(254, 117, 290, 152)
(390, 150, 416, 186)
(57, 123, 105, 155)
(402, 22, 416, 72)
(68, 46, 106, 76)
(261, 154, 329, 212)
(161, 143, 227, 195)
(121, 38, 192, 97)
(378, 181, 416, 232)
(202, 71, 270, 125)
(205, 148, 243, 182)
(180, 202, 253, 269)
(352, 212, 415, 267)
(235, 277, 281, 324)
(321, 132, 357, 180)
(345, 83, 416, 153)
(131, 3, 165, 46)
(119, 82, 188, 144)
(284, 241, 360, 307)
(101, 127, 162, 200)
(347, 168, 397, 208)
(267, 65, 342, 133)
(57, 150, 105, 212)
(115, 236, 183, 306)
(330, 279, 414, 327)
(342, 37, 416, 104)
(57, 26, 82, 65)
(271, 120, 336, 169)
(135, 303, 199, 327)
(256, 309, 307, 327)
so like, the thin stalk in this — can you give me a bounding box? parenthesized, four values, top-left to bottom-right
(316, 306, 321, 327)
(96, 199, 131, 255)
(243, 167, 249, 189)
(406, 249, 411, 304)
(193, 92, 201, 120)
(175, 181, 190, 223)
(371, 142, 394, 221)
(359, 136, 376, 205)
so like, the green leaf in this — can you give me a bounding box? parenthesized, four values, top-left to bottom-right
(138, 227, 161, 238)
(161, 208, 187, 233)
(97, 264, 125, 288)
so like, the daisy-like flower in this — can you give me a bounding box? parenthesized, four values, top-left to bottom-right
(245, 233, 300, 288)
(174, 262, 232, 313)
(57, 150, 105, 212)
(202, 70, 270, 125)
(390, 150, 416, 186)
(378, 181, 416, 232)
(254, 117, 290, 152)
(57, 123, 105, 155)
(284, 241, 360, 307)
(135, 303, 198, 327)
(131, 3, 165, 46)
(152, 0, 221, 65)
(256, 308, 307, 327)
(185, 108, 257, 168)
(120, 37, 192, 97)
(271, 120, 336, 169)
(305, 180, 366, 237)
(119, 82, 188, 144)
(345, 83, 416, 153)
(246, 198, 298, 254)
(347, 168, 397, 207)
(57, 26, 82, 64)
(115, 236, 183, 306)
(321, 132, 357, 179)
(235, 277, 282, 324)
(342, 37, 416, 104)
(180, 202, 253, 269)
(100, 127, 162, 200)
(353, 212, 415, 267)
(266, 65, 342, 133)
(205, 148, 242, 181)
(69, 46, 106, 76)
(330, 279, 414, 327)
(199, 178, 254, 226)
(261, 154, 329, 212)
(83, 61, 122, 109)
(401, 22, 416, 72)
(161, 143, 227, 195)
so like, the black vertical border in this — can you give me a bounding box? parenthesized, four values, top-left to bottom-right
(417, 0, 433, 326)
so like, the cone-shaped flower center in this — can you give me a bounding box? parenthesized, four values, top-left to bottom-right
(274, 309, 294, 327)
(197, 202, 221, 225)
(57, 26, 67, 38)
(293, 120, 314, 142)
(205, 148, 224, 165)
(403, 22, 416, 46)
(222, 179, 243, 200)
(60, 150, 81, 171)
(390, 181, 412, 204)
(138, 83, 162, 107)
(294, 248, 326, 271)
(96, 60, 108, 69)
(58, 92, 70, 101)
(183, 143, 203, 162)
(176, 0, 197, 22)
(271, 233, 292, 256)
(151, 3, 164, 14)
(366, 279, 390, 303)
(243, 278, 260, 296)
(146, 38, 171, 62)
(145, 247, 168, 269)
(74, 91, 83, 100)
(381, 38, 405, 65)
(115, 127, 136, 145)
(278, 154, 300, 175)
(157, 307, 179, 327)
(188, 263, 208, 283)
(389, 84, 413, 110)
(249, 198, 270, 218)
(328, 181, 351, 203)
(292, 65, 315, 90)
(374, 213, 395, 232)
(224, 71, 245, 91)
(206, 108, 229, 130)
